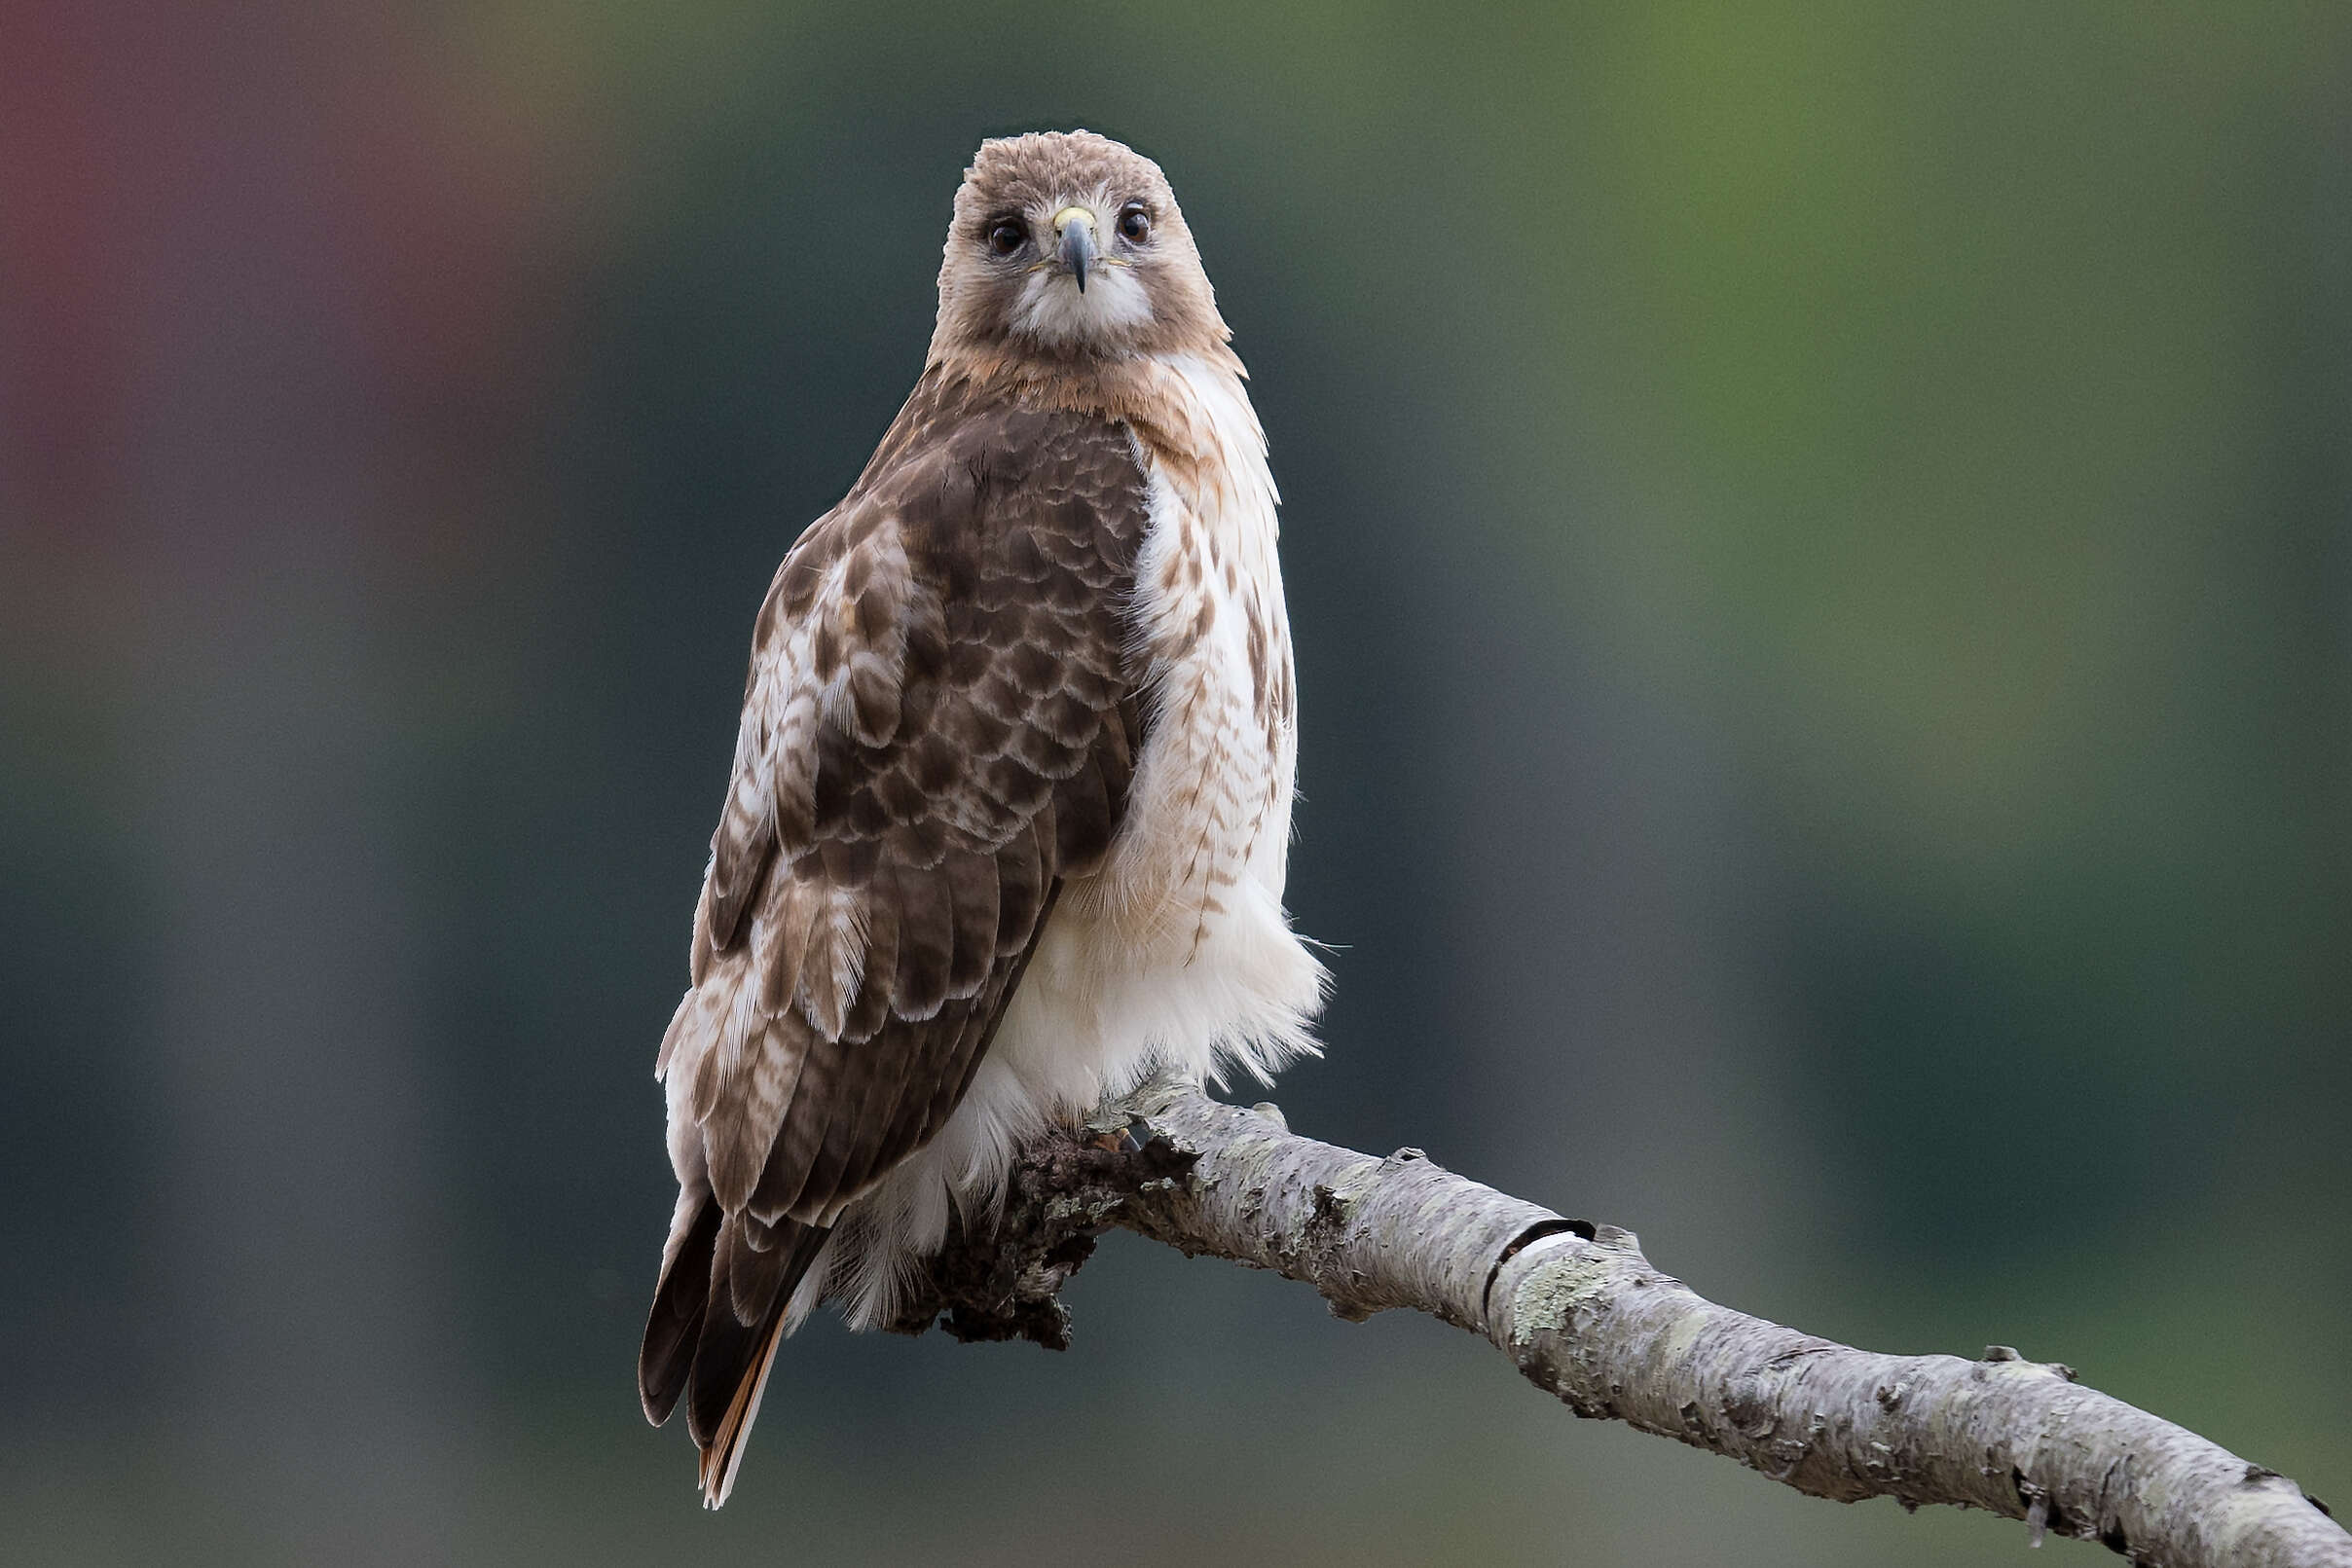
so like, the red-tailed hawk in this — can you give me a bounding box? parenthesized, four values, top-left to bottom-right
(638, 129, 1326, 1505)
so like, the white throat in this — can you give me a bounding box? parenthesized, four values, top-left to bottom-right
(1011, 266, 1155, 346)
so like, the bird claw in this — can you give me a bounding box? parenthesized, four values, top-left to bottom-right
(1086, 1114, 1154, 1154)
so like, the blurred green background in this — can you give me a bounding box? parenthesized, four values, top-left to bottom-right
(4, 3, 2346, 1564)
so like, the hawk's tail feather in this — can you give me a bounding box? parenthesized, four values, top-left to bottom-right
(685, 1219, 830, 1508)
(639, 1195, 721, 1426)
(697, 1304, 786, 1508)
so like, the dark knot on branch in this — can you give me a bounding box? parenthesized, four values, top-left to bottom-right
(882, 1112, 1196, 1348)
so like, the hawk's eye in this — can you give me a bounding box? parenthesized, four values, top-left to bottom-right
(985, 219, 1026, 257)
(1117, 204, 1152, 244)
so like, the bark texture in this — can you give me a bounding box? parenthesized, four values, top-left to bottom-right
(893, 1079, 2349, 1568)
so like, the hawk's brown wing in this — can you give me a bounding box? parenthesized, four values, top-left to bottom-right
(637, 380, 1152, 1498)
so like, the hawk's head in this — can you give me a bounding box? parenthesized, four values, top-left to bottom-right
(931, 130, 1229, 365)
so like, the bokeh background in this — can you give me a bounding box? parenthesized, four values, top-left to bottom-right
(4, 4, 2346, 1564)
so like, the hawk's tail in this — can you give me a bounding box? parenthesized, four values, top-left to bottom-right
(637, 1194, 829, 1508)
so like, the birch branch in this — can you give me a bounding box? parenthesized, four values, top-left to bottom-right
(888, 1078, 2348, 1568)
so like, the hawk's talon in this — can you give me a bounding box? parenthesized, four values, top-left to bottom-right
(1084, 1115, 1156, 1155)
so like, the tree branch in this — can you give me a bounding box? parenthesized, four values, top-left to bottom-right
(887, 1077, 2349, 1568)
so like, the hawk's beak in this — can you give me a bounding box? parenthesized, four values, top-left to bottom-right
(1053, 205, 1097, 293)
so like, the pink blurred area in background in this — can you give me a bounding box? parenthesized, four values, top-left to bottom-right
(3, 9, 603, 1559)
(0, 2, 594, 572)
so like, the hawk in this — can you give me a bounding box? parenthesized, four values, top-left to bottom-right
(637, 130, 1327, 1505)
